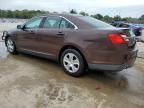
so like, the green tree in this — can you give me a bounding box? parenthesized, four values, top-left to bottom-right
(113, 15, 121, 21)
(70, 9, 77, 14)
(92, 14, 103, 20)
(7, 10, 13, 18)
(79, 11, 89, 16)
(139, 15, 144, 20)
(0, 9, 143, 24)
(103, 15, 113, 23)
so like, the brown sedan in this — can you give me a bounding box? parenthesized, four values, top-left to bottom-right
(2, 14, 138, 77)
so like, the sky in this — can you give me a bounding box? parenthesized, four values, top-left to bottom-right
(0, 0, 144, 18)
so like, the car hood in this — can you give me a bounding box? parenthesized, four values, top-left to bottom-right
(7, 29, 19, 35)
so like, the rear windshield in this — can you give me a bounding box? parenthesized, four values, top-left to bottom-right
(77, 16, 114, 28)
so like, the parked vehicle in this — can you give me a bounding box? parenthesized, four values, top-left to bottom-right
(111, 22, 142, 36)
(2, 14, 138, 77)
(134, 24, 144, 28)
(111, 21, 125, 27)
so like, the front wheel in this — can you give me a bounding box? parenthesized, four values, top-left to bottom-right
(6, 37, 17, 54)
(60, 49, 85, 77)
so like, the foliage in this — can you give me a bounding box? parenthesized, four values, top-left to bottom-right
(0, 9, 49, 19)
(139, 15, 144, 23)
(91, 14, 103, 20)
(70, 9, 77, 14)
(139, 15, 144, 20)
(0, 9, 143, 23)
(91, 14, 144, 24)
(79, 12, 89, 16)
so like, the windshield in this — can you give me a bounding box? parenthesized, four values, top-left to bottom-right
(77, 16, 114, 28)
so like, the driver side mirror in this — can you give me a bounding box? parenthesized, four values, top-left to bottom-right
(17, 25, 23, 29)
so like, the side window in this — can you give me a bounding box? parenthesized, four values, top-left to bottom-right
(60, 19, 75, 29)
(25, 17, 43, 29)
(120, 24, 129, 28)
(113, 23, 117, 27)
(43, 16, 61, 28)
(119, 24, 123, 27)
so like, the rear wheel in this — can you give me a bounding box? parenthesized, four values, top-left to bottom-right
(60, 49, 85, 77)
(6, 37, 17, 54)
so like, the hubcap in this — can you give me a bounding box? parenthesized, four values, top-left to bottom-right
(63, 53, 80, 73)
(7, 39, 14, 52)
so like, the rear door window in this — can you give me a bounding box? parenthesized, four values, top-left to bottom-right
(60, 19, 75, 29)
(43, 16, 61, 29)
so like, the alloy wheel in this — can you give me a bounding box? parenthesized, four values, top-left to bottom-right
(63, 53, 80, 73)
(7, 39, 14, 53)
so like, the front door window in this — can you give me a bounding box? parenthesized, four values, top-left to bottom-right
(25, 17, 43, 29)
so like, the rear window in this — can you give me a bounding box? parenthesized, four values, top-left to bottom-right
(77, 16, 114, 28)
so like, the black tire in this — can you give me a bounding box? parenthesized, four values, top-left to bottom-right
(6, 37, 17, 54)
(60, 49, 85, 77)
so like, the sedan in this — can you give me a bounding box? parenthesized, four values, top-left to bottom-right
(2, 14, 138, 77)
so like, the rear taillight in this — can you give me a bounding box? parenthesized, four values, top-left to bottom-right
(108, 33, 128, 45)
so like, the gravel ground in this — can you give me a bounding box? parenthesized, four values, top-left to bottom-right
(137, 42, 144, 58)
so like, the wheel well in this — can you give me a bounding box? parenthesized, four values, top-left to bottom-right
(5, 36, 10, 46)
(5, 35, 16, 45)
(58, 45, 88, 68)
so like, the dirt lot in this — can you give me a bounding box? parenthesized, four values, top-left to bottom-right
(0, 22, 144, 108)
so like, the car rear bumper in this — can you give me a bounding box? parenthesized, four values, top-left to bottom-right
(88, 63, 131, 71)
(88, 49, 138, 72)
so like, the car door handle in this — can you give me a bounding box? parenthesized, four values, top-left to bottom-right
(57, 32, 65, 36)
(29, 30, 35, 34)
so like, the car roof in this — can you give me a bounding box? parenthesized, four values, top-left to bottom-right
(40, 13, 82, 17)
